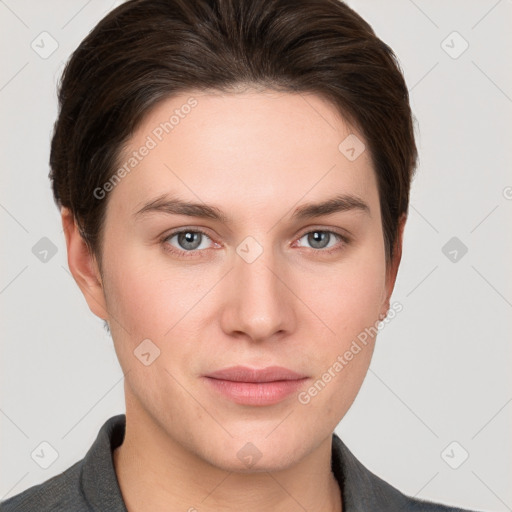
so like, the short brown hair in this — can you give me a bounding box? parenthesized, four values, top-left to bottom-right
(50, 0, 417, 265)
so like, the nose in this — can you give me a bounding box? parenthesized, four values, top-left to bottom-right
(219, 241, 297, 344)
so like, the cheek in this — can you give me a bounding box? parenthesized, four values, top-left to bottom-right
(302, 245, 387, 338)
(100, 242, 224, 379)
(100, 256, 200, 409)
(102, 256, 195, 341)
(295, 241, 386, 404)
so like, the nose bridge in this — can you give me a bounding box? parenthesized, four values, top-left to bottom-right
(224, 234, 294, 341)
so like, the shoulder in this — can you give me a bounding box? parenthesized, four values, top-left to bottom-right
(1, 414, 126, 512)
(331, 433, 483, 512)
(0, 460, 89, 512)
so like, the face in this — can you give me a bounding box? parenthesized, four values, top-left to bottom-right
(73, 89, 401, 472)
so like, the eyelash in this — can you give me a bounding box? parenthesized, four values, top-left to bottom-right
(160, 227, 351, 259)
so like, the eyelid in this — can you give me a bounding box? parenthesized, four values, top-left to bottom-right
(295, 225, 351, 241)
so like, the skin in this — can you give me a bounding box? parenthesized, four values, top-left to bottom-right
(63, 89, 405, 512)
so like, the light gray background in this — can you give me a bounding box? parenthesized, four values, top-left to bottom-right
(1, 0, 511, 510)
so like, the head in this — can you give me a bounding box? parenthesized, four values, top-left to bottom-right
(52, 0, 417, 471)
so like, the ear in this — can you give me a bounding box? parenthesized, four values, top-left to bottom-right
(61, 208, 109, 320)
(380, 213, 407, 318)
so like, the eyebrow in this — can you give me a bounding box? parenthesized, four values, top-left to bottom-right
(134, 192, 370, 223)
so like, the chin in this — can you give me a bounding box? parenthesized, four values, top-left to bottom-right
(198, 428, 312, 473)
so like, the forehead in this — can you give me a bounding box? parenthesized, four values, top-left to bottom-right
(108, 89, 378, 219)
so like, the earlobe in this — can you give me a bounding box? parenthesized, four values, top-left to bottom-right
(61, 208, 109, 321)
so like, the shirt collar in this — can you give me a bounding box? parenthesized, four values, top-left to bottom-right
(332, 431, 407, 510)
(81, 414, 127, 511)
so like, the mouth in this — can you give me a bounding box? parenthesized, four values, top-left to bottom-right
(203, 366, 309, 406)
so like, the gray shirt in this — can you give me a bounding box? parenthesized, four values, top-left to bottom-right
(0, 414, 481, 511)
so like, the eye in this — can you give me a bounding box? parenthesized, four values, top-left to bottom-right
(161, 227, 349, 259)
(163, 229, 215, 255)
(296, 230, 347, 253)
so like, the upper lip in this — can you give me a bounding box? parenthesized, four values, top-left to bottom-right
(205, 366, 307, 383)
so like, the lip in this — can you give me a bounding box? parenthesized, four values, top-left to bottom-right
(203, 366, 309, 406)
(205, 365, 307, 382)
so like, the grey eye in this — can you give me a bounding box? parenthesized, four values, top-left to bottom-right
(299, 231, 339, 250)
(167, 231, 212, 251)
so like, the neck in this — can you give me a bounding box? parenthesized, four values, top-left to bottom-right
(113, 397, 342, 512)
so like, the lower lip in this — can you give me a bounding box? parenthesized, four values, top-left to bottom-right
(203, 377, 308, 406)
